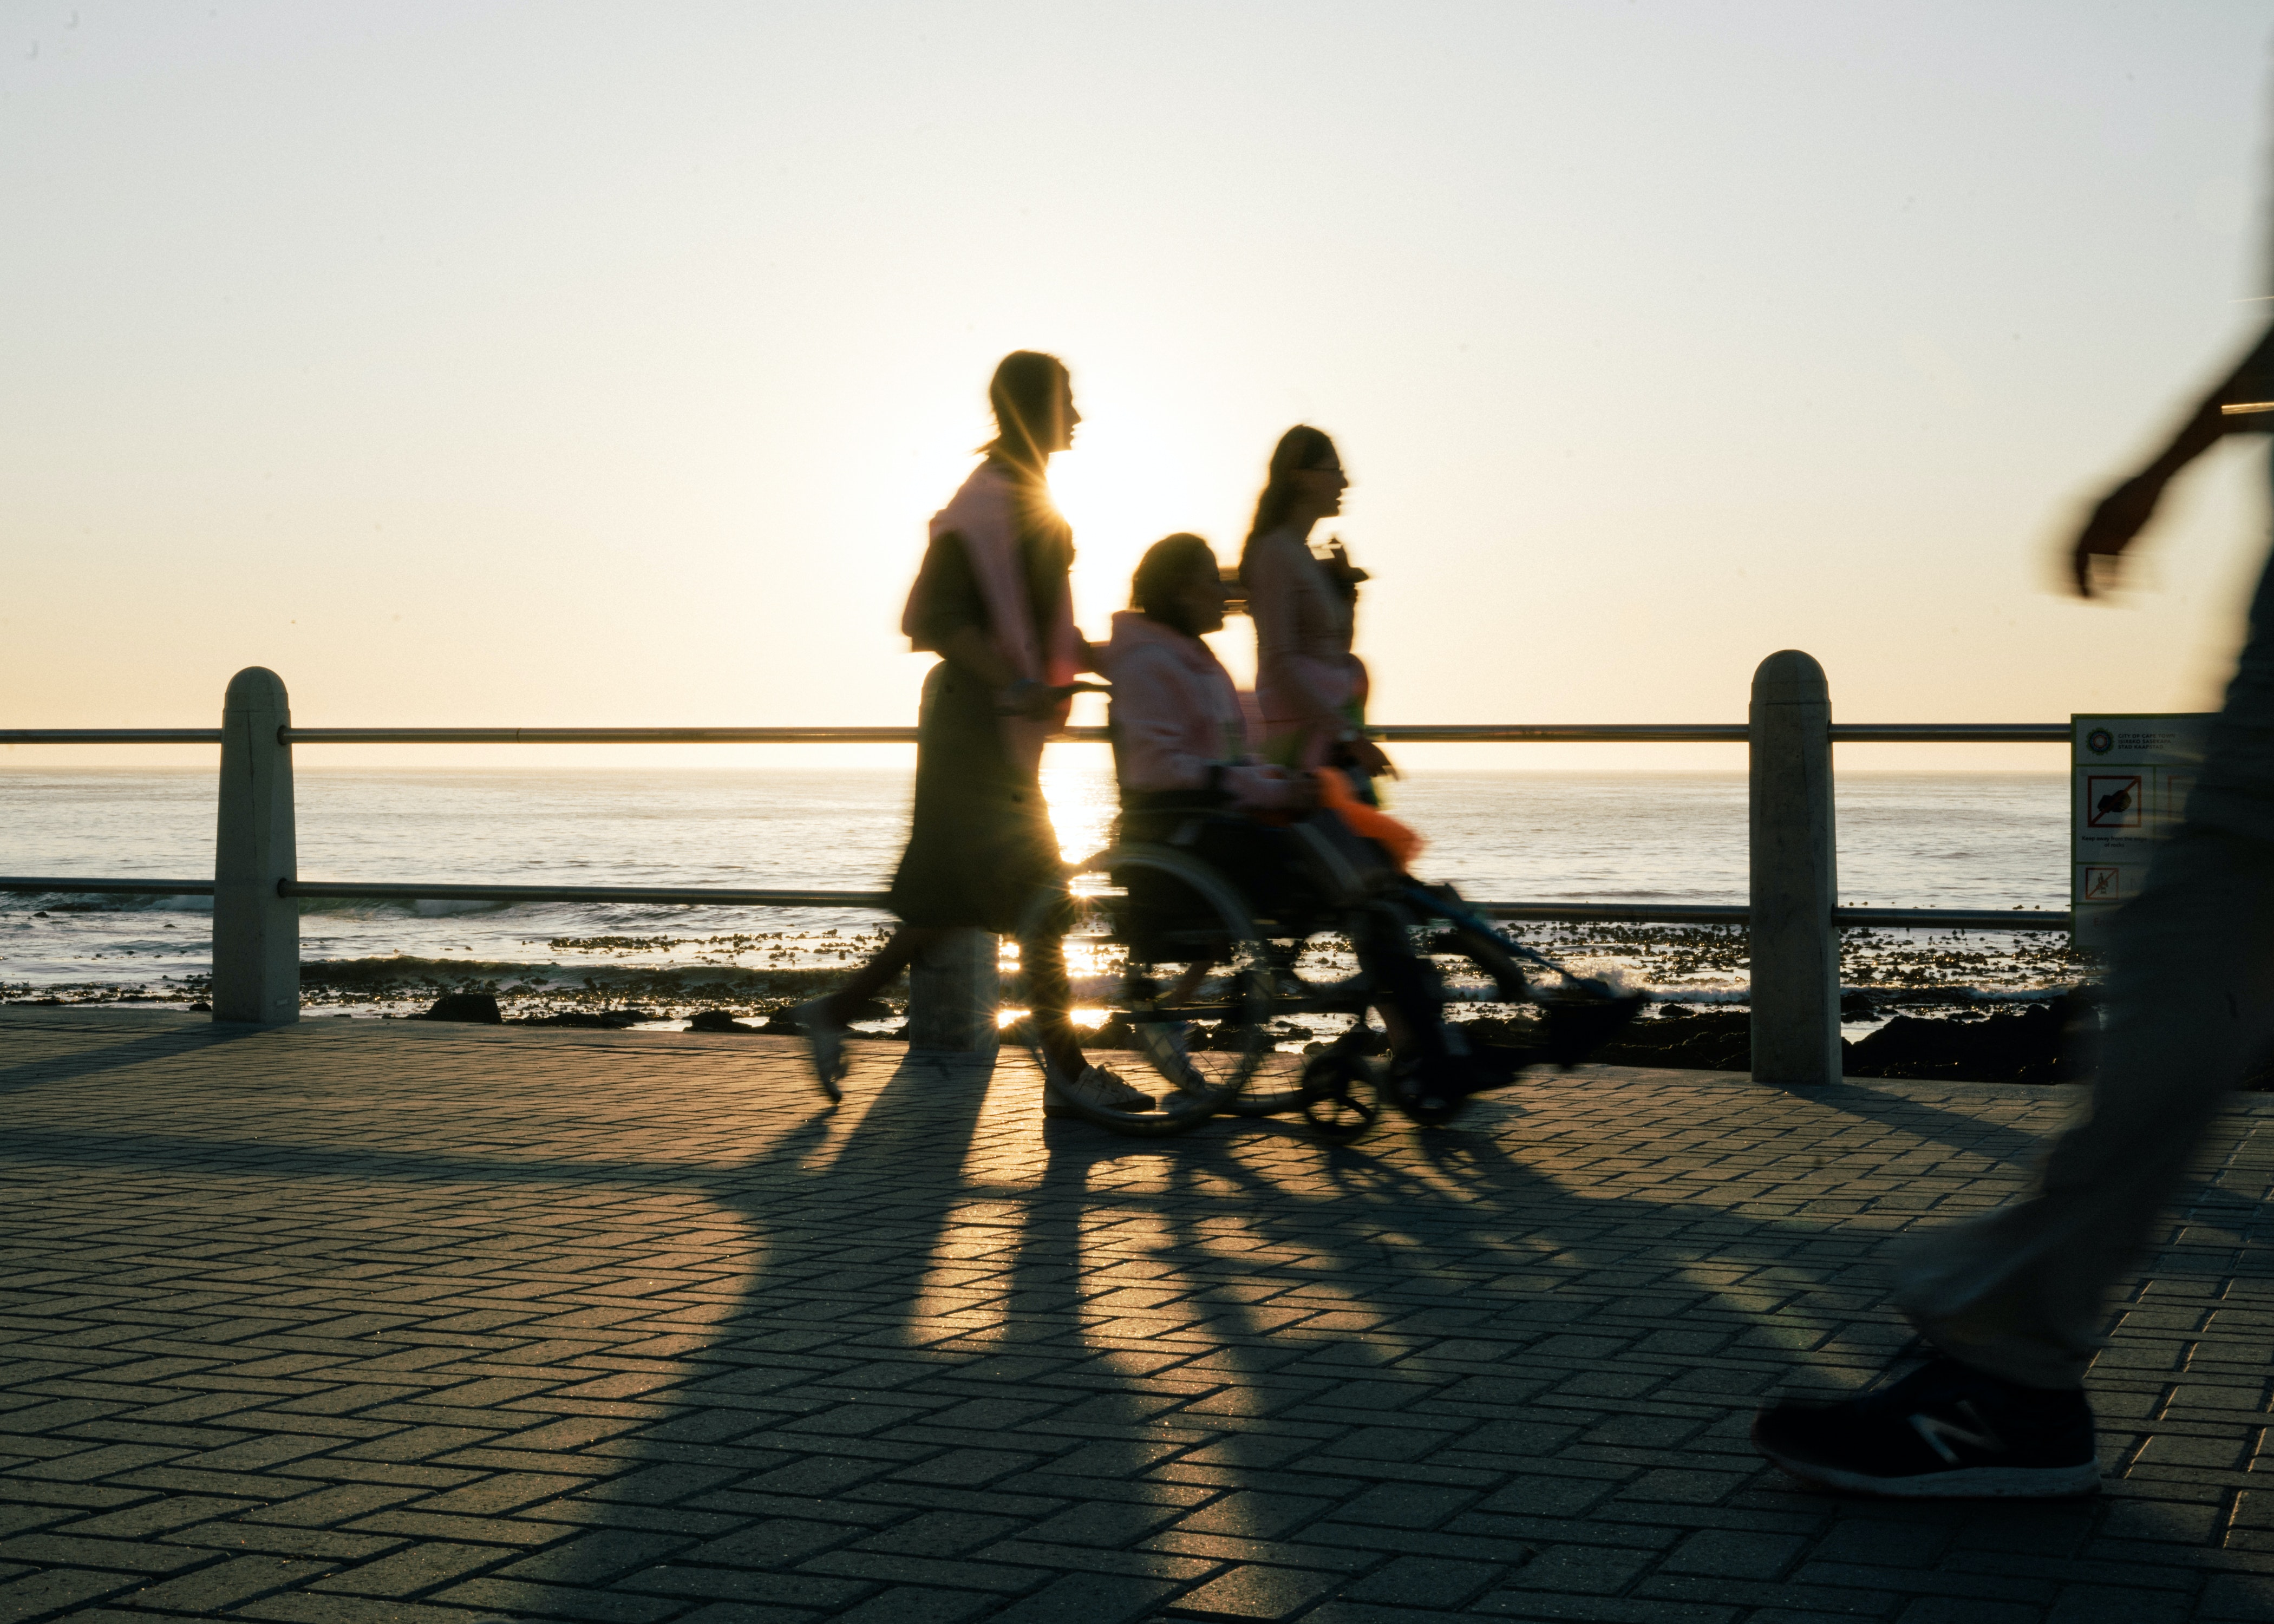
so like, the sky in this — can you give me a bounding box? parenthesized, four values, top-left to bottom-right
(5, 1, 2274, 773)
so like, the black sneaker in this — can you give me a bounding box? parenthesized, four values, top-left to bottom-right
(1753, 1354, 2100, 1498)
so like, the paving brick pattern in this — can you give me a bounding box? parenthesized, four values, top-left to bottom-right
(3, 1009, 2273, 1624)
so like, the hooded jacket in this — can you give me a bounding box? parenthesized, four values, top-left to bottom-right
(900, 460, 1083, 775)
(1096, 610, 1302, 811)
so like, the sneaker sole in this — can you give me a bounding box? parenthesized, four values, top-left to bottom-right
(1757, 1444, 2100, 1499)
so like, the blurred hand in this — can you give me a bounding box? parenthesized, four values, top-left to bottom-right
(1344, 737, 1397, 778)
(2072, 474, 2164, 598)
(997, 680, 1076, 719)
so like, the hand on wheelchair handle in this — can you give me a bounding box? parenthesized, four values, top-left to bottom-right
(1337, 736, 1397, 778)
(996, 679, 1105, 718)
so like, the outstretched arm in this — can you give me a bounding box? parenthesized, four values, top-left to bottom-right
(2074, 323, 2274, 597)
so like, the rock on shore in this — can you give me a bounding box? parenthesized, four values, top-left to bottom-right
(1464, 1000, 2085, 1085)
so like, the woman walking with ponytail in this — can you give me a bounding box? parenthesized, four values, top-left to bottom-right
(1240, 426, 1394, 788)
(796, 352, 1149, 1116)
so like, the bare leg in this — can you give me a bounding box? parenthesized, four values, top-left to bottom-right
(1021, 920, 1089, 1081)
(815, 925, 946, 1025)
(1160, 961, 1211, 1008)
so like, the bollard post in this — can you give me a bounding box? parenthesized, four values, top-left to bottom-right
(906, 929, 1002, 1058)
(1749, 650, 1839, 1084)
(211, 667, 299, 1024)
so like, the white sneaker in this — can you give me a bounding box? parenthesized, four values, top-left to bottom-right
(1044, 1063, 1154, 1117)
(793, 997, 850, 1103)
(1135, 1020, 1209, 1095)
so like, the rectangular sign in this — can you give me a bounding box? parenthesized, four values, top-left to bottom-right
(2072, 714, 2211, 947)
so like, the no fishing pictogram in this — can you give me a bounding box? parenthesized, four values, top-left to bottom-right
(2087, 775, 2141, 829)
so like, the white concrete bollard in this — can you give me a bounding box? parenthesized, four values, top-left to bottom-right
(1749, 650, 1839, 1085)
(211, 667, 300, 1025)
(906, 928, 1002, 1058)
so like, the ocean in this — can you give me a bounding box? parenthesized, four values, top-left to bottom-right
(0, 765, 2076, 1017)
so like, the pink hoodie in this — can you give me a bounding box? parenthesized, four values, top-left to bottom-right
(900, 461, 1082, 775)
(1097, 611, 1303, 811)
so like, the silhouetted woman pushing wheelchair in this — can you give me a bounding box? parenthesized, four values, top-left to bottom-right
(796, 351, 1148, 1116)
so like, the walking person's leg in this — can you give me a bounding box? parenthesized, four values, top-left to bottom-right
(1018, 879, 1155, 1117)
(794, 925, 952, 1102)
(1017, 909, 1084, 1081)
(793, 662, 1017, 1103)
(1754, 535, 2274, 1496)
(1895, 827, 2274, 1386)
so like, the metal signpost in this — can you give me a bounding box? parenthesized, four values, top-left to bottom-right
(2072, 713, 2211, 947)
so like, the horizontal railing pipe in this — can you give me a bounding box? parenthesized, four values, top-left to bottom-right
(1828, 724, 2068, 744)
(0, 876, 216, 896)
(1836, 906, 2070, 931)
(0, 877, 2070, 933)
(5, 723, 2072, 745)
(1480, 901, 2071, 931)
(279, 726, 932, 745)
(278, 880, 893, 908)
(1370, 724, 1752, 743)
(1479, 902, 1750, 925)
(0, 730, 226, 744)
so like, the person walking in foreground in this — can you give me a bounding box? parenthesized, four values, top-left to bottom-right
(1241, 427, 1395, 789)
(1753, 321, 2274, 1498)
(795, 351, 1146, 1116)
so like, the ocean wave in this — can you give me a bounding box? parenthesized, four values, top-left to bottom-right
(4, 892, 212, 914)
(296, 896, 520, 919)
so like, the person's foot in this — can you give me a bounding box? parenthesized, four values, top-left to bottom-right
(792, 997, 850, 1103)
(1753, 1353, 2099, 1498)
(1134, 1019, 1208, 1095)
(1043, 1063, 1154, 1117)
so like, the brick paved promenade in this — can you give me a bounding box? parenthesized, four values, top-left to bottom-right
(5, 1010, 2274, 1624)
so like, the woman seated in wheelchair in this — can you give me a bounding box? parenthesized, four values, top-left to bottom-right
(1100, 534, 1312, 876)
(1095, 535, 1306, 1086)
(1097, 534, 1480, 1117)
(1094, 534, 1642, 1129)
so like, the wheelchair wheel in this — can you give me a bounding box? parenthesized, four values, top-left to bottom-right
(1297, 1048, 1384, 1143)
(1229, 900, 1534, 1121)
(1009, 844, 1274, 1136)
(1218, 938, 1373, 1118)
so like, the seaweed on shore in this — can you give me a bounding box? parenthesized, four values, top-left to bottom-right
(1457, 999, 2085, 1084)
(1502, 920, 2090, 992)
(292, 954, 904, 1019)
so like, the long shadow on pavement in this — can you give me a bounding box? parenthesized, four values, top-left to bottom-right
(0, 1023, 2258, 1622)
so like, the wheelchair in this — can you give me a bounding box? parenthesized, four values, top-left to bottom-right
(1008, 801, 1644, 1139)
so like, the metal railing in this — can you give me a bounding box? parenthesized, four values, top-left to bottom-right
(0, 881, 2052, 935)
(1, 722, 2073, 746)
(2, 656, 2072, 1080)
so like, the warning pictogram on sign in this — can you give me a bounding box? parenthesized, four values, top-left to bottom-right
(2075, 714, 2212, 948)
(2087, 775, 2142, 828)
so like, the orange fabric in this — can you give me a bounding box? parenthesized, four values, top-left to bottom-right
(1313, 768, 1423, 871)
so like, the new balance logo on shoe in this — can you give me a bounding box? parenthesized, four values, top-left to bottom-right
(1910, 1402, 2005, 1466)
